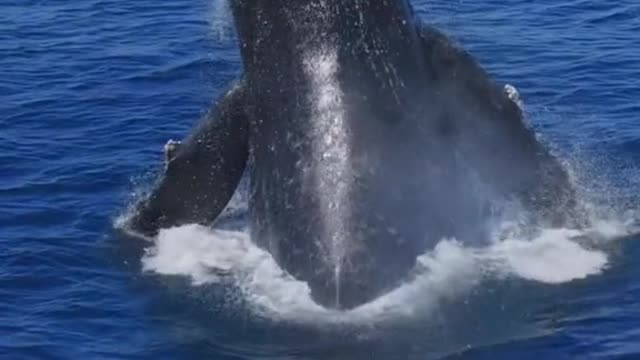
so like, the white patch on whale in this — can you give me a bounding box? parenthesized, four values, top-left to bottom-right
(303, 46, 352, 307)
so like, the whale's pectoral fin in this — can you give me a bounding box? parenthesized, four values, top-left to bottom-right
(126, 83, 250, 237)
(419, 26, 579, 225)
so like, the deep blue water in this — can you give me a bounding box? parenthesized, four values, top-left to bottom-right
(2, 0, 640, 359)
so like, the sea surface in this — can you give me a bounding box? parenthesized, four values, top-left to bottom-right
(2, 0, 640, 359)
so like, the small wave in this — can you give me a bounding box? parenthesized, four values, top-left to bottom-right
(123, 57, 211, 83)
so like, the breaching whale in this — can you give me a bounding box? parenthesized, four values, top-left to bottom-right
(126, 0, 578, 309)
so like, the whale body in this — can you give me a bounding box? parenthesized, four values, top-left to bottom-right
(126, 0, 577, 309)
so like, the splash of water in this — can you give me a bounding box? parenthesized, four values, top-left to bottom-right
(123, 0, 640, 327)
(139, 215, 633, 325)
(208, 0, 233, 41)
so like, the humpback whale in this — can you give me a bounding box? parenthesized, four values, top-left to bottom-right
(126, 0, 577, 309)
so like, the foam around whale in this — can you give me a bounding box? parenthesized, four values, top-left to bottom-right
(139, 216, 632, 325)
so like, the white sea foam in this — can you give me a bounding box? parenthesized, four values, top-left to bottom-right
(486, 228, 607, 283)
(140, 216, 630, 325)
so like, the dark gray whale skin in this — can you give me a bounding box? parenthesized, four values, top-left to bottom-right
(126, 0, 577, 309)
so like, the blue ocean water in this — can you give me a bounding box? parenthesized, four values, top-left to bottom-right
(2, 0, 639, 359)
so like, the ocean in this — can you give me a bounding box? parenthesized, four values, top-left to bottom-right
(2, 0, 640, 359)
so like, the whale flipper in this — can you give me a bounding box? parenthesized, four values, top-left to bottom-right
(420, 26, 577, 225)
(127, 83, 250, 237)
